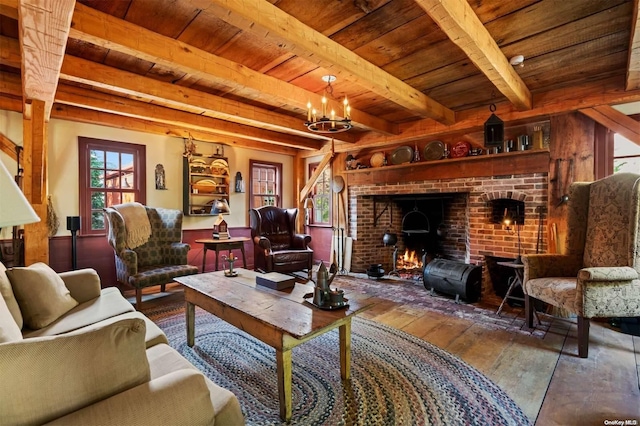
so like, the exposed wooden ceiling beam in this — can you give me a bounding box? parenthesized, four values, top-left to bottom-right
(628, 0, 640, 90)
(194, 0, 455, 125)
(0, 35, 20, 71)
(55, 84, 322, 151)
(345, 76, 640, 153)
(579, 105, 640, 146)
(0, 0, 18, 20)
(58, 55, 357, 144)
(51, 104, 300, 156)
(415, 0, 532, 111)
(0, 67, 320, 150)
(18, 0, 75, 120)
(68, 3, 397, 136)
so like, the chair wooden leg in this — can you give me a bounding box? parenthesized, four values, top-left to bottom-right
(524, 295, 534, 328)
(577, 316, 590, 358)
(161, 283, 166, 292)
(136, 288, 142, 310)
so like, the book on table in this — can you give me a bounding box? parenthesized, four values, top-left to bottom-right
(256, 272, 296, 290)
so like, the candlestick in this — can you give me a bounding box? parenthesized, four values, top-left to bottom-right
(321, 96, 327, 117)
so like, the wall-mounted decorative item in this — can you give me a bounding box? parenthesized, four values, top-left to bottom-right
(183, 134, 197, 157)
(484, 104, 504, 147)
(235, 171, 245, 193)
(155, 164, 166, 190)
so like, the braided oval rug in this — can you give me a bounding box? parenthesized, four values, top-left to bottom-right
(149, 304, 530, 426)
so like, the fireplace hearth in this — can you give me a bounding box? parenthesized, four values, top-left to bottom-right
(348, 173, 548, 298)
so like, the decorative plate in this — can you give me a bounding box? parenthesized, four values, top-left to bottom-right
(450, 141, 471, 158)
(391, 145, 414, 165)
(192, 179, 217, 193)
(370, 152, 385, 168)
(211, 159, 229, 168)
(423, 141, 445, 161)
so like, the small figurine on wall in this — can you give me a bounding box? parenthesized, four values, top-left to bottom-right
(155, 164, 166, 190)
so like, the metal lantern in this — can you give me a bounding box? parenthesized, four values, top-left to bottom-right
(484, 104, 504, 147)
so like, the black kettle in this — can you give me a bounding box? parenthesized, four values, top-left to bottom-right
(382, 231, 397, 246)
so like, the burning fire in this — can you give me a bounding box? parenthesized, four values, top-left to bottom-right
(397, 249, 423, 271)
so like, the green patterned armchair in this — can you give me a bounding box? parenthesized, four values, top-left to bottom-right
(523, 173, 640, 358)
(104, 205, 198, 308)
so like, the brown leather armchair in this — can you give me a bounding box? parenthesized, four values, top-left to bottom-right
(249, 206, 313, 279)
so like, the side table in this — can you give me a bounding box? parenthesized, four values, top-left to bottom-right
(497, 261, 540, 324)
(496, 261, 525, 316)
(196, 237, 250, 272)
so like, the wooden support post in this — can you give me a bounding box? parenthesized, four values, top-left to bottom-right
(22, 99, 49, 265)
(294, 153, 305, 233)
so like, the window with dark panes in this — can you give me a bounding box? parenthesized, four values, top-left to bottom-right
(308, 162, 331, 225)
(79, 137, 146, 235)
(249, 160, 282, 208)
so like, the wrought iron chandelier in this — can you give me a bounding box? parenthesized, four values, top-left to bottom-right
(305, 75, 352, 133)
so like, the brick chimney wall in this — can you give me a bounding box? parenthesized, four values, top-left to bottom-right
(347, 173, 548, 282)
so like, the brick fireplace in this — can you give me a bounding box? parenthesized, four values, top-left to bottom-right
(347, 173, 548, 297)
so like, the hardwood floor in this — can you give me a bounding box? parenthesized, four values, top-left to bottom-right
(130, 283, 640, 426)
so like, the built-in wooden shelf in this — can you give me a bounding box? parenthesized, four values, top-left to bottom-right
(343, 149, 550, 186)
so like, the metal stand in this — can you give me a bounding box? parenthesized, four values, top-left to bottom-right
(70, 229, 78, 270)
(388, 245, 400, 277)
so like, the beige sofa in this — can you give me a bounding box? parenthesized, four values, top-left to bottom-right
(0, 262, 244, 425)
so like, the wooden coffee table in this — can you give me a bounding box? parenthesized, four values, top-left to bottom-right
(173, 269, 373, 421)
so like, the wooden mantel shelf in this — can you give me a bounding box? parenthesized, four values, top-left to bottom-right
(343, 149, 550, 186)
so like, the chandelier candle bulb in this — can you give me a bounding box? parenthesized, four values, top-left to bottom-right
(343, 97, 348, 117)
(346, 105, 351, 120)
(307, 102, 312, 122)
(331, 110, 336, 128)
(322, 96, 327, 117)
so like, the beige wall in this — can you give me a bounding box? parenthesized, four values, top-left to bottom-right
(0, 110, 294, 237)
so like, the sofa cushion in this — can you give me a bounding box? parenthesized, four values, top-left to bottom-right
(22, 287, 134, 338)
(147, 343, 245, 425)
(46, 369, 216, 426)
(0, 294, 22, 343)
(0, 262, 23, 328)
(0, 318, 150, 425)
(47, 310, 169, 348)
(6, 262, 79, 329)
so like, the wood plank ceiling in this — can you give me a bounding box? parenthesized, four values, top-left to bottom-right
(0, 0, 639, 155)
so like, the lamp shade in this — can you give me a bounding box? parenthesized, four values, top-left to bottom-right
(303, 198, 315, 209)
(0, 160, 40, 228)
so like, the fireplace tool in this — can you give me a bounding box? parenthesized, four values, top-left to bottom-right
(388, 245, 400, 277)
(382, 231, 400, 277)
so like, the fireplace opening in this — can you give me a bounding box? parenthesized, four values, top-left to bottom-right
(385, 197, 447, 279)
(490, 199, 525, 224)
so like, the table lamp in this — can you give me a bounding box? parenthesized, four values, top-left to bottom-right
(303, 197, 314, 225)
(211, 199, 230, 239)
(0, 160, 40, 228)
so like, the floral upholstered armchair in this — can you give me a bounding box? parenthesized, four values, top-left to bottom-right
(104, 204, 198, 308)
(249, 206, 313, 279)
(523, 173, 640, 358)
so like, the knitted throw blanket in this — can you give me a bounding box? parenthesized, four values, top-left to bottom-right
(113, 202, 151, 249)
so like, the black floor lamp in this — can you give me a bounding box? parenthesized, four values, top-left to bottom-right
(67, 216, 80, 270)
